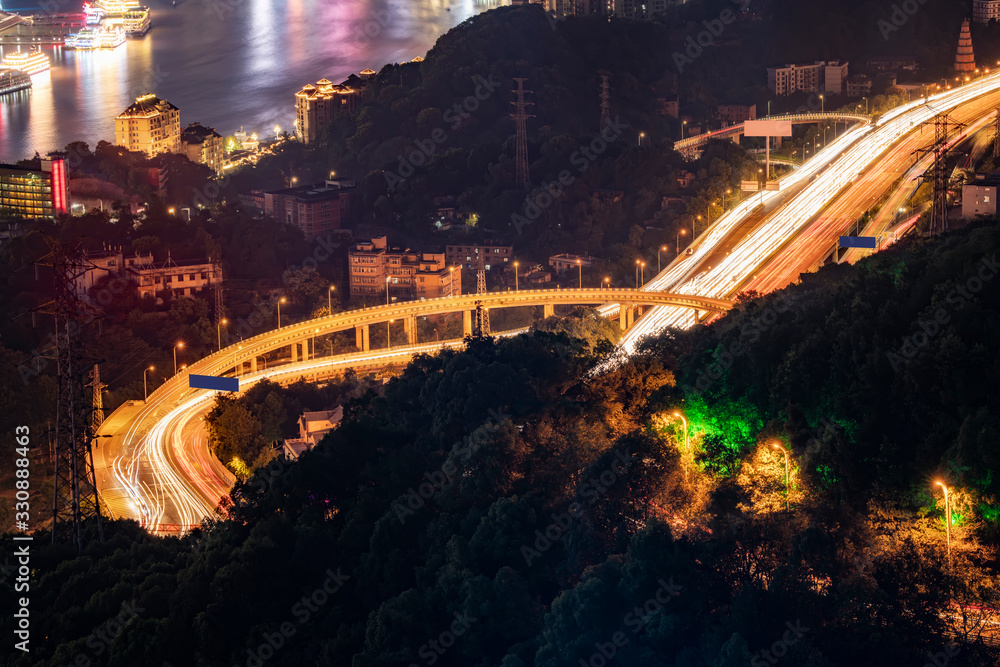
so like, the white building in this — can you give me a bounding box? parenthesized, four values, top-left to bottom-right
(282, 408, 343, 460)
(974, 0, 1000, 24)
(767, 61, 849, 97)
(962, 178, 1000, 218)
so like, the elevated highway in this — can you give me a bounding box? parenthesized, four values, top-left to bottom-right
(674, 112, 871, 156)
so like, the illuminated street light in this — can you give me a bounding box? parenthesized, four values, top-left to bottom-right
(935, 481, 952, 567)
(168, 207, 175, 215)
(681, 119, 687, 141)
(635, 259, 641, 288)
(772, 441, 790, 511)
(576, 258, 582, 288)
(603, 276, 610, 290)
(173, 342, 184, 375)
(386, 276, 392, 306)
(277, 297, 286, 330)
(640, 261, 646, 285)
(513, 261, 519, 292)
(217, 318, 227, 352)
(639, 131, 645, 147)
(387, 318, 393, 349)
(658, 245, 667, 273)
(328, 285, 336, 314)
(676, 228, 687, 254)
(143, 365, 154, 401)
(449, 266, 457, 296)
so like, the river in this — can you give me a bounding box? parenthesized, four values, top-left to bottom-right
(0, 0, 500, 161)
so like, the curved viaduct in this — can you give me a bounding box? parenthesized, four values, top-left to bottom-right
(150, 288, 733, 403)
(674, 113, 871, 156)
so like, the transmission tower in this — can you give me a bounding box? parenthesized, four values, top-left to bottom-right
(510, 78, 534, 188)
(599, 73, 612, 133)
(914, 113, 965, 235)
(37, 239, 105, 553)
(474, 254, 490, 336)
(87, 364, 106, 435)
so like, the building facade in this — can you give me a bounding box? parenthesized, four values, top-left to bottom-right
(129, 255, 222, 301)
(349, 236, 461, 300)
(445, 241, 513, 270)
(846, 74, 872, 98)
(115, 94, 181, 156)
(262, 179, 356, 241)
(767, 61, 848, 96)
(181, 122, 225, 173)
(294, 75, 364, 144)
(717, 104, 756, 125)
(549, 253, 597, 272)
(0, 153, 68, 219)
(974, 0, 1000, 24)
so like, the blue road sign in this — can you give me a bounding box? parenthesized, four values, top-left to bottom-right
(189, 374, 239, 392)
(839, 236, 877, 249)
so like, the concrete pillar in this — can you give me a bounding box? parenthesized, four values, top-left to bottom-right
(404, 315, 418, 345)
(732, 134, 740, 145)
(625, 303, 634, 329)
(290, 342, 298, 363)
(542, 303, 554, 319)
(251, 357, 258, 373)
(619, 306, 627, 331)
(775, 135, 783, 149)
(355, 325, 369, 352)
(463, 310, 473, 337)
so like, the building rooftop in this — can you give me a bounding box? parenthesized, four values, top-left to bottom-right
(182, 122, 222, 143)
(117, 94, 178, 119)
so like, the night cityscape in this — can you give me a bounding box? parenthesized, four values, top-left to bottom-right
(3, 0, 1000, 665)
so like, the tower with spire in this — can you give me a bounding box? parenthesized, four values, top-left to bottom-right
(955, 19, 976, 73)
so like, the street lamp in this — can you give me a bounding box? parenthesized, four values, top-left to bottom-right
(387, 318, 393, 349)
(772, 441, 790, 511)
(639, 131, 645, 147)
(640, 261, 646, 285)
(277, 297, 286, 330)
(385, 276, 392, 306)
(143, 365, 154, 401)
(681, 120, 687, 141)
(217, 318, 227, 351)
(935, 481, 952, 566)
(676, 228, 688, 254)
(173, 342, 184, 375)
(634, 259, 641, 288)
(449, 266, 456, 296)
(603, 276, 610, 290)
(658, 245, 667, 273)
(576, 258, 582, 288)
(513, 261, 519, 292)
(328, 285, 335, 314)
(819, 94, 824, 113)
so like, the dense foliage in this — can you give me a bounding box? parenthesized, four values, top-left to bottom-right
(4, 221, 1000, 666)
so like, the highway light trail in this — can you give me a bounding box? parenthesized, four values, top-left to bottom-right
(614, 73, 1000, 356)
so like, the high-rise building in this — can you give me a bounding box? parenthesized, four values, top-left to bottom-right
(181, 122, 225, 173)
(349, 236, 460, 300)
(294, 74, 364, 144)
(955, 19, 976, 73)
(0, 152, 68, 219)
(973, 0, 1000, 24)
(767, 61, 848, 96)
(115, 94, 181, 156)
(445, 241, 513, 270)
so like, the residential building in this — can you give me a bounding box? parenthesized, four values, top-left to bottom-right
(846, 74, 872, 98)
(717, 104, 756, 125)
(549, 253, 598, 273)
(962, 174, 1000, 218)
(282, 408, 343, 460)
(128, 254, 222, 301)
(974, 0, 1000, 24)
(445, 241, 513, 270)
(767, 61, 848, 96)
(0, 153, 69, 219)
(181, 122, 226, 173)
(609, 0, 675, 19)
(955, 19, 976, 73)
(262, 179, 356, 241)
(114, 94, 181, 156)
(349, 236, 461, 300)
(294, 73, 366, 144)
(74, 248, 152, 299)
(866, 56, 918, 71)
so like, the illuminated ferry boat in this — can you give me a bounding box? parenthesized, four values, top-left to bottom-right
(65, 25, 126, 50)
(0, 69, 31, 96)
(83, 3, 106, 24)
(122, 7, 150, 36)
(1, 49, 50, 76)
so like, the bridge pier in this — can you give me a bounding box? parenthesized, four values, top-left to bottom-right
(463, 310, 472, 337)
(355, 325, 370, 352)
(251, 357, 258, 373)
(290, 342, 298, 363)
(618, 303, 635, 330)
(542, 303, 554, 319)
(404, 315, 418, 345)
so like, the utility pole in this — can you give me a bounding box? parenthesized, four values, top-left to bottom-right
(914, 112, 965, 235)
(474, 254, 490, 336)
(510, 78, 534, 188)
